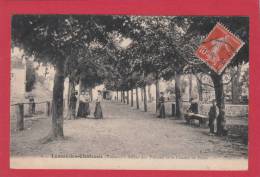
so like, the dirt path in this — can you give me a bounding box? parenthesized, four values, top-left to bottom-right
(11, 101, 247, 159)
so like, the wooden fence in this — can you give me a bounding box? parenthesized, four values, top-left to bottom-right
(10, 101, 51, 131)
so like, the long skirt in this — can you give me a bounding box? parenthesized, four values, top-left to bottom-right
(69, 101, 77, 118)
(77, 101, 90, 118)
(94, 102, 103, 119)
(209, 117, 217, 134)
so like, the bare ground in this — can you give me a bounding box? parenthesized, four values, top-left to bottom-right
(10, 101, 248, 159)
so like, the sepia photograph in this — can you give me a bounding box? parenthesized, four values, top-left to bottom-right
(10, 15, 249, 170)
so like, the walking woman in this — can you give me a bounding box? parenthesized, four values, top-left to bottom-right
(77, 92, 91, 118)
(94, 90, 103, 119)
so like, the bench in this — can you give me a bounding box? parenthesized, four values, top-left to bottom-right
(185, 113, 208, 127)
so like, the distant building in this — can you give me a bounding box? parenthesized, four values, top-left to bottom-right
(11, 56, 26, 103)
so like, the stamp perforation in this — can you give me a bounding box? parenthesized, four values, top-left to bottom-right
(195, 22, 245, 75)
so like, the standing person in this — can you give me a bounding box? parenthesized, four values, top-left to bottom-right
(77, 92, 90, 118)
(94, 90, 103, 119)
(188, 98, 198, 114)
(28, 95, 35, 115)
(157, 92, 166, 118)
(208, 99, 219, 135)
(84, 92, 91, 117)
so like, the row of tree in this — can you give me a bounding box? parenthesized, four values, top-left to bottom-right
(103, 16, 249, 136)
(12, 15, 248, 140)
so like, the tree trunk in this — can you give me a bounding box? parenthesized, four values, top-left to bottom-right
(116, 90, 119, 101)
(148, 84, 152, 102)
(67, 78, 72, 109)
(211, 72, 227, 136)
(131, 89, 134, 107)
(189, 74, 193, 101)
(196, 76, 203, 101)
(75, 79, 82, 118)
(122, 91, 124, 103)
(175, 71, 183, 119)
(50, 62, 65, 139)
(231, 66, 242, 104)
(89, 87, 93, 102)
(123, 91, 126, 103)
(141, 88, 144, 102)
(16, 103, 24, 131)
(25, 59, 36, 92)
(136, 87, 139, 109)
(127, 90, 129, 104)
(66, 78, 76, 120)
(143, 85, 147, 112)
(46, 101, 51, 116)
(155, 79, 159, 112)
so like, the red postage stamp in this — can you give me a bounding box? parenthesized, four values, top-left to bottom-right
(195, 22, 245, 74)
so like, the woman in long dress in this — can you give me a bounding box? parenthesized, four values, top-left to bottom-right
(157, 92, 166, 118)
(94, 90, 103, 119)
(77, 92, 90, 118)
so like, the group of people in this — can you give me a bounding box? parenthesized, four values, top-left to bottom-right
(71, 88, 219, 134)
(69, 90, 103, 119)
(157, 92, 219, 135)
(187, 98, 219, 135)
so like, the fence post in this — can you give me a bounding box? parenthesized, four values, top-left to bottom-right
(16, 103, 24, 131)
(46, 101, 50, 116)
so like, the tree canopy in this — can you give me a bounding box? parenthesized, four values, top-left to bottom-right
(11, 15, 249, 138)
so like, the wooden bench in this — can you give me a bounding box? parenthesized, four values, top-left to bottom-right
(185, 113, 208, 127)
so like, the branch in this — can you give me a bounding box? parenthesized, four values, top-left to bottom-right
(222, 68, 241, 86)
(194, 74, 214, 88)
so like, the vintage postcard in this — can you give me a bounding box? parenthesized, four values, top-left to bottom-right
(0, 0, 259, 177)
(9, 14, 249, 170)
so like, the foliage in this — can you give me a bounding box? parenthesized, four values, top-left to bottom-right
(12, 15, 249, 137)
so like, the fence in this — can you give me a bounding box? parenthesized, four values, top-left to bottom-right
(10, 101, 51, 131)
(164, 102, 248, 117)
(120, 99, 248, 118)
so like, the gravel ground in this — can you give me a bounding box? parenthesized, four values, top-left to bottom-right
(10, 101, 248, 159)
